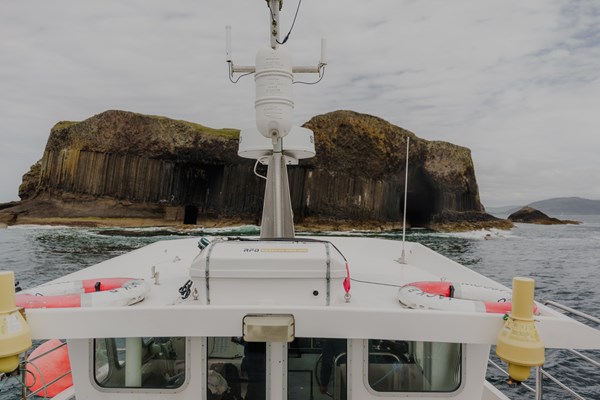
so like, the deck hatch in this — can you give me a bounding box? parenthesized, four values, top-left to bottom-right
(189, 239, 348, 306)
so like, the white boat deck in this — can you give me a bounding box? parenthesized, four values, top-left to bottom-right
(26, 236, 506, 309)
(23, 236, 600, 349)
(11, 236, 600, 400)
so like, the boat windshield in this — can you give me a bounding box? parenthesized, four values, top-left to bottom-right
(206, 337, 348, 400)
(367, 339, 462, 393)
(207, 337, 260, 399)
(289, 338, 347, 400)
(94, 337, 186, 390)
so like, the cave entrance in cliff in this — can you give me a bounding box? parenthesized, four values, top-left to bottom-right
(403, 190, 435, 227)
(183, 205, 199, 225)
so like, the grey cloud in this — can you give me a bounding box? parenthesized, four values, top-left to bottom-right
(1, 0, 599, 207)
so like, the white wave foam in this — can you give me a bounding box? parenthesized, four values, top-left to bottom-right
(190, 225, 260, 234)
(437, 228, 515, 240)
(7, 224, 75, 230)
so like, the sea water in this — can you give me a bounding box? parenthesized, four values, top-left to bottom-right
(1, 217, 599, 399)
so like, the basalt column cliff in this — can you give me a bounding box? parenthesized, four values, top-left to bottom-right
(2, 110, 502, 229)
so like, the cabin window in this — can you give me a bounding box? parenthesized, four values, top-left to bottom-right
(204, 337, 348, 399)
(288, 338, 347, 400)
(206, 337, 256, 399)
(366, 339, 461, 393)
(93, 337, 186, 390)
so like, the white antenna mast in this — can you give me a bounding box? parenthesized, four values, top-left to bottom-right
(227, 0, 325, 239)
(398, 136, 410, 264)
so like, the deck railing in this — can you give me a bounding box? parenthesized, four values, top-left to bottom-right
(489, 300, 600, 400)
(17, 340, 72, 400)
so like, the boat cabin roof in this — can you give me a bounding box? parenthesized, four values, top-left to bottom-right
(21, 236, 600, 349)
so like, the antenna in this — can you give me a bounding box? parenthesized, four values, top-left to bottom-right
(225, 25, 232, 62)
(227, 1, 325, 239)
(320, 38, 327, 65)
(398, 136, 410, 264)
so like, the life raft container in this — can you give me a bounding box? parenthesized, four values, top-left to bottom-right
(25, 339, 72, 398)
(16, 278, 149, 308)
(398, 281, 538, 314)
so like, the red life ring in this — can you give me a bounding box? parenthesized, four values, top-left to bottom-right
(25, 339, 73, 398)
(16, 277, 149, 308)
(398, 281, 538, 314)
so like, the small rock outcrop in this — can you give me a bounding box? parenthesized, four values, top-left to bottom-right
(508, 207, 579, 225)
(1, 109, 505, 230)
(18, 161, 42, 200)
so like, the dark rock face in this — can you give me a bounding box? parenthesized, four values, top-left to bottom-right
(19, 161, 42, 200)
(6, 109, 493, 227)
(301, 111, 484, 226)
(508, 206, 579, 225)
(16, 110, 260, 221)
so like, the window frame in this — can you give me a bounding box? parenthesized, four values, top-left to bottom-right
(287, 337, 349, 400)
(90, 337, 191, 394)
(362, 339, 465, 397)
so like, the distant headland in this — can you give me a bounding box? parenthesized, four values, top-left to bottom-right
(487, 197, 600, 217)
(0, 109, 512, 232)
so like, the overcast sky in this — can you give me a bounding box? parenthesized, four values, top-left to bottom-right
(1, 0, 599, 208)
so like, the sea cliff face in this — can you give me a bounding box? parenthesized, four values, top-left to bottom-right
(302, 111, 485, 226)
(3, 109, 502, 229)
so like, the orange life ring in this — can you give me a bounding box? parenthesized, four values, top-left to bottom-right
(16, 277, 149, 308)
(25, 339, 73, 398)
(398, 281, 538, 314)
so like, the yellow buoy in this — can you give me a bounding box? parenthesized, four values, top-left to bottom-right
(0, 271, 32, 373)
(496, 277, 545, 383)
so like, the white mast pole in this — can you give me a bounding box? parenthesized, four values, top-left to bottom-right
(232, 0, 320, 238)
(399, 136, 410, 264)
(269, 0, 280, 50)
(273, 138, 283, 237)
(269, 0, 284, 237)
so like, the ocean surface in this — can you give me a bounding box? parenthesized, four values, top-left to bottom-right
(1, 215, 599, 399)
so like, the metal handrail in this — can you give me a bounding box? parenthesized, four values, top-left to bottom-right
(540, 300, 600, 399)
(18, 341, 73, 400)
(566, 349, 600, 368)
(544, 300, 600, 325)
(487, 358, 535, 393)
(488, 358, 592, 400)
(488, 300, 600, 400)
(538, 368, 586, 400)
(26, 341, 68, 364)
(25, 363, 71, 399)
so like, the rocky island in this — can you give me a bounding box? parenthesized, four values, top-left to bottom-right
(508, 206, 580, 225)
(0, 110, 510, 231)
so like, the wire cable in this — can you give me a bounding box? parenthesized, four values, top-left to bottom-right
(293, 64, 326, 85)
(267, 0, 302, 45)
(254, 156, 270, 180)
(227, 62, 253, 84)
(350, 277, 403, 288)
